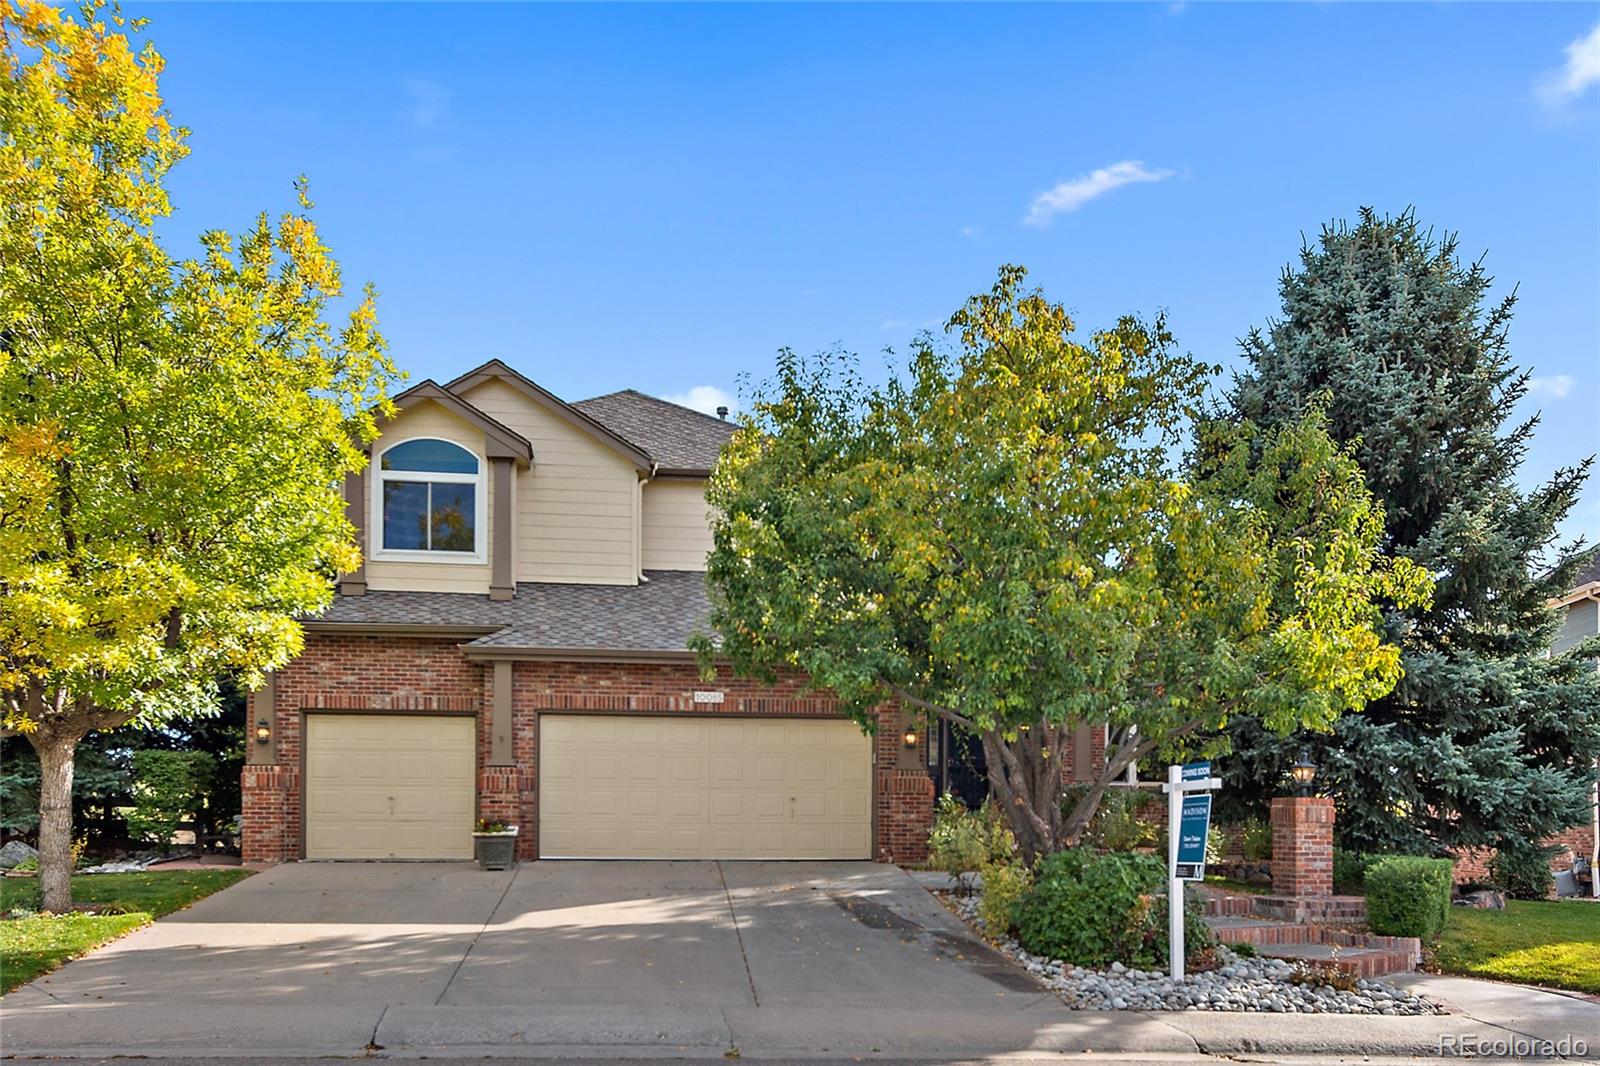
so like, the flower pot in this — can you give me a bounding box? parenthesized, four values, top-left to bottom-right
(472, 827, 518, 870)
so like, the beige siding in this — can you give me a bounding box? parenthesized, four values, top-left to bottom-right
(642, 478, 715, 571)
(1555, 598, 1599, 656)
(458, 378, 640, 585)
(363, 401, 494, 594)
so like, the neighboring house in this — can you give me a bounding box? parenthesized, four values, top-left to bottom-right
(1547, 558, 1600, 894)
(240, 360, 940, 864)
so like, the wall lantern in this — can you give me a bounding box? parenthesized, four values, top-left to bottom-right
(254, 718, 272, 745)
(902, 727, 918, 749)
(1290, 750, 1316, 797)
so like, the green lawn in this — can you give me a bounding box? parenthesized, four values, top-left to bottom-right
(1431, 899, 1600, 995)
(1, 869, 251, 993)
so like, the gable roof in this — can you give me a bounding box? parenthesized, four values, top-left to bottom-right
(307, 570, 713, 659)
(1548, 551, 1600, 608)
(383, 380, 533, 463)
(444, 359, 653, 471)
(573, 389, 738, 475)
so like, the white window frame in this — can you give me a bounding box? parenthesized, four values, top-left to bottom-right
(370, 436, 488, 565)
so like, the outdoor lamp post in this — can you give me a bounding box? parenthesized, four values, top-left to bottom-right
(1290, 750, 1316, 797)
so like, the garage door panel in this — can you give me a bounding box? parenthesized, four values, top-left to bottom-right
(540, 714, 871, 859)
(304, 715, 475, 860)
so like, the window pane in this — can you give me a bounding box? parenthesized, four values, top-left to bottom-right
(382, 481, 429, 550)
(381, 439, 479, 475)
(430, 482, 476, 552)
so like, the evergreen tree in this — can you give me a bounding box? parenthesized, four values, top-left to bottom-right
(1222, 208, 1600, 855)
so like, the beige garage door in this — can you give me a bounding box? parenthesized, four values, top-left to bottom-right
(539, 715, 872, 859)
(304, 714, 476, 860)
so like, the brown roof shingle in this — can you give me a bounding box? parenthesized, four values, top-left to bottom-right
(572, 389, 737, 474)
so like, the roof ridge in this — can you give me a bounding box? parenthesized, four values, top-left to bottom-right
(582, 387, 738, 428)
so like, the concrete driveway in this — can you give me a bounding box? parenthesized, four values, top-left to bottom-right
(3, 861, 1190, 1058)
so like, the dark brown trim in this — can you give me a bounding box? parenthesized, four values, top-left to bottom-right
(246, 672, 277, 764)
(532, 708, 876, 861)
(383, 380, 534, 463)
(490, 662, 513, 766)
(652, 467, 714, 479)
(459, 645, 698, 663)
(490, 457, 515, 601)
(297, 707, 481, 861)
(446, 360, 653, 471)
(339, 470, 367, 596)
(302, 622, 505, 637)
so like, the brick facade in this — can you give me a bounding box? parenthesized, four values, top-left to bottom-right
(1270, 796, 1334, 896)
(244, 633, 934, 865)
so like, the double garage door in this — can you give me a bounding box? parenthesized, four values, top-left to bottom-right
(302, 713, 872, 860)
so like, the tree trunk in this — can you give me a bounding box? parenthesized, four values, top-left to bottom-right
(981, 720, 1073, 864)
(29, 728, 82, 913)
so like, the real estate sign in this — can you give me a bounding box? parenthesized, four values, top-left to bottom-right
(1174, 793, 1212, 881)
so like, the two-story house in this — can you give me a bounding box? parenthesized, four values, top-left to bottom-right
(240, 360, 936, 864)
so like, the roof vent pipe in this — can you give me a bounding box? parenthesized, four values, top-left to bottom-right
(716, 406, 729, 420)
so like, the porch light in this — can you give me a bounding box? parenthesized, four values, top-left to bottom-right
(902, 728, 918, 749)
(1290, 750, 1316, 797)
(255, 718, 272, 745)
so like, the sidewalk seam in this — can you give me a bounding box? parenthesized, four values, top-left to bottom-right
(717, 860, 761, 1008)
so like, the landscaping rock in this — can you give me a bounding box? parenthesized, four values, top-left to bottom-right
(0, 841, 38, 869)
(941, 890, 1442, 1016)
(1455, 888, 1506, 910)
(79, 858, 156, 875)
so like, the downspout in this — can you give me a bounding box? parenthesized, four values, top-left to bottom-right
(637, 462, 657, 584)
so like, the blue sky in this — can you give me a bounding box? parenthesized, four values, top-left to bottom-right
(141, 3, 1600, 543)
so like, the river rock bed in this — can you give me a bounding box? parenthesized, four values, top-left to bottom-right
(943, 892, 1442, 1015)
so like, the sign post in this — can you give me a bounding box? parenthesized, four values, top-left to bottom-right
(1163, 760, 1220, 981)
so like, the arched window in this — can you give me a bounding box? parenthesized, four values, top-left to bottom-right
(375, 438, 484, 557)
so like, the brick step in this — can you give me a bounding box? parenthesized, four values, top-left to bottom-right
(1206, 916, 1319, 946)
(1197, 893, 1255, 918)
(1250, 894, 1366, 923)
(1246, 940, 1417, 979)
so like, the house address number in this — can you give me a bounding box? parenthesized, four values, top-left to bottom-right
(693, 690, 725, 704)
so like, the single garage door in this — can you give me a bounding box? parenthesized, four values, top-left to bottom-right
(539, 715, 872, 859)
(304, 714, 476, 860)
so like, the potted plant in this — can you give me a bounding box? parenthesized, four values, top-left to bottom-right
(472, 819, 519, 870)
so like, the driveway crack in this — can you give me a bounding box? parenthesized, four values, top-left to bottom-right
(716, 860, 760, 1007)
(433, 863, 520, 1006)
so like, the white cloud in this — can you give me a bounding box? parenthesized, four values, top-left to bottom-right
(1528, 374, 1577, 400)
(1024, 160, 1173, 227)
(880, 318, 910, 330)
(404, 78, 451, 128)
(959, 225, 982, 239)
(1539, 21, 1600, 103)
(661, 385, 736, 417)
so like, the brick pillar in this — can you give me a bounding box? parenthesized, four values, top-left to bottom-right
(241, 765, 300, 864)
(1270, 796, 1334, 896)
(877, 769, 935, 864)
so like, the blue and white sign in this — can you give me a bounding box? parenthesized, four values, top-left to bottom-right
(1174, 794, 1212, 880)
(1180, 761, 1212, 783)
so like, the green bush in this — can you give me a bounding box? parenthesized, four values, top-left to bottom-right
(977, 859, 1032, 937)
(1364, 856, 1454, 939)
(1241, 818, 1271, 861)
(928, 794, 1013, 892)
(125, 750, 215, 851)
(1062, 786, 1161, 851)
(1489, 843, 1557, 901)
(1014, 848, 1213, 968)
(1333, 848, 1387, 895)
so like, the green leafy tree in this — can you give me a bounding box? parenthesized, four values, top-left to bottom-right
(1223, 208, 1600, 855)
(124, 749, 214, 852)
(0, 1, 397, 911)
(695, 267, 1428, 860)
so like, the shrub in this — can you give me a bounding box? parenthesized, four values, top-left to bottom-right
(1063, 786, 1161, 851)
(1333, 848, 1385, 895)
(1364, 855, 1454, 939)
(928, 794, 1013, 893)
(1014, 848, 1213, 968)
(1241, 818, 1272, 861)
(1489, 843, 1557, 901)
(125, 750, 216, 852)
(977, 859, 1032, 937)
